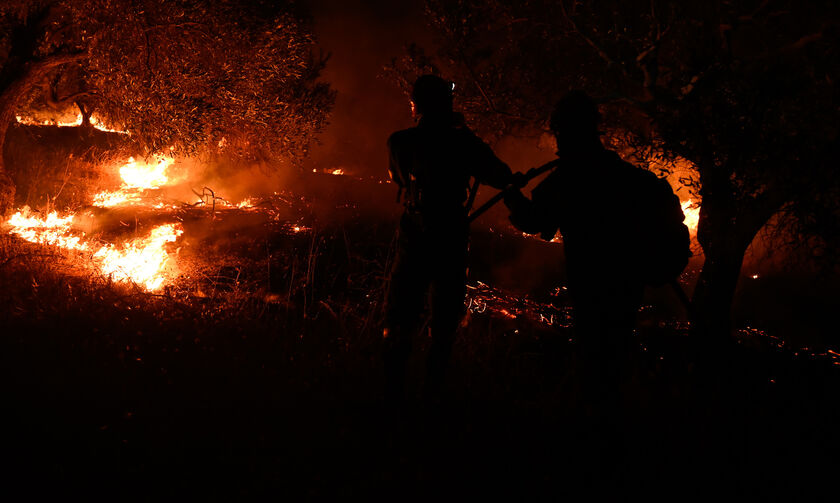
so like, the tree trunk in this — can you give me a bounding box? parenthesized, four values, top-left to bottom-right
(77, 101, 92, 129)
(0, 81, 22, 212)
(0, 53, 87, 212)
(691, 237, 751, 339)
(691, 187, 785, 339)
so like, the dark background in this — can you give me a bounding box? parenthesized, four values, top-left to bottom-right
(304, 0, 433, 177)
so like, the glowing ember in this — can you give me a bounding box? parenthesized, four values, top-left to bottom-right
(16, 115, 52, 127)
(93, 224, 183, 291)
(16, 113, 129, 134)
(92, 156, 175, 207)
(5, 208, 182, 291)
(237, 198, 255, 208)
(681, 199, 700, 235)
(89, 116, 130, 134)
(16, 113, 84, 127)
(57, 114, 84, 127)
(92, 191, 137, 207)
(466, 281, 573, 328)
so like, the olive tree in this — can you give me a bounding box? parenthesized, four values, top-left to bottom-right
(0, 0, 335, 210)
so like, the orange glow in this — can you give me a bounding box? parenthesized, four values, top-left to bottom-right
(237, 198, 255, 208)
(92, 156, 175, 208)
(16, 112, 129, 134)
(5, 208, 183, 291)
(16, 113, 84, 128)
(93, 224, 183, 291)
(119, 156, 172, 188)
(7, 208, 88, 251)
(89, 116, 130, 134)
(16, 115, 52, 126)
(92, 191, 136, 207)
(681, 199, 700, 235)
(57, 114, 84, 127)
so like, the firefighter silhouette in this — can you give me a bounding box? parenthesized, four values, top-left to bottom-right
(384, 75, 513, 404)
(504, 91, 645, 406)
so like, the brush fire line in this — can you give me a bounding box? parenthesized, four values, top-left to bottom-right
(16, 113, 129, 134)
(4, 155, 190, 291)
(6, 208, 183, 291)
(2, 153, 303, 291)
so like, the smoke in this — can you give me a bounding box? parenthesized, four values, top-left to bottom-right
(159, 156, 295, 207)
(304, 0, 433, 178)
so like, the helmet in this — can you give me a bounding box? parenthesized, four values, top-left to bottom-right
(550, 90, 601, 135)
(411, 74, 454, 116)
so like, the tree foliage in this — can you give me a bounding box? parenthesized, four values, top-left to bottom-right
(0, 0, 335, 164)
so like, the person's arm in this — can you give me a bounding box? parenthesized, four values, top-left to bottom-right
(387, 133, 406, 203)
(504, 182, 559, 240)
(466, 131, 514, 189)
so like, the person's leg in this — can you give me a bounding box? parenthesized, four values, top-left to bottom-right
(383, 230, 430, 406)
(424, 241, 468, 400)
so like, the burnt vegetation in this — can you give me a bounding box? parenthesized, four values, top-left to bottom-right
(0, 0, 839, 499)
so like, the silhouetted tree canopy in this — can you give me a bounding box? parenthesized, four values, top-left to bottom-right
(0, 0, 335, 208)
(392, 0, 840, 335)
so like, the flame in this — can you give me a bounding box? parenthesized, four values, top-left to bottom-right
(57, 114, 84, 127)
(16, 115, 53, 127)
(118, 156, 172, 188)
(16, 113, 83, 127)
(16, 113, 129, 134)
(681, 199, 700, 235)
(5, 208, 182, 291)
(92, 156, 175, 208)
(7, 209, 89, 251)
(93, 224, 183, 291)
(237, 198, 255, 208)
(89, 116, 130, 134)
(92, 191, 137, 207)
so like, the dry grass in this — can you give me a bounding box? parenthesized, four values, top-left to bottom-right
(2, 219, 840, 499)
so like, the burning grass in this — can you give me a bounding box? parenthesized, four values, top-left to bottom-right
(6, 207, 184, 291)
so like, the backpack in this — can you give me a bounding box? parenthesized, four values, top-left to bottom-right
(626, 167, 692, 286)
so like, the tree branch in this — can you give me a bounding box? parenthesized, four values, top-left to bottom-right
(559, 1, 621, 71)
(48, 90, 92, 109)
(30, 51, 88, 72)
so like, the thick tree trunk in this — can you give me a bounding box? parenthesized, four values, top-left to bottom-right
(691, 186, 785, 339)
(691, 237, 751, 339)
(77, 101, 92, 129)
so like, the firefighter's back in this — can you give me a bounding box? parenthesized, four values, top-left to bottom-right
(388, 117, 479, 225)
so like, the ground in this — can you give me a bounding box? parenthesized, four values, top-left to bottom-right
(1, 167, 839, 500)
